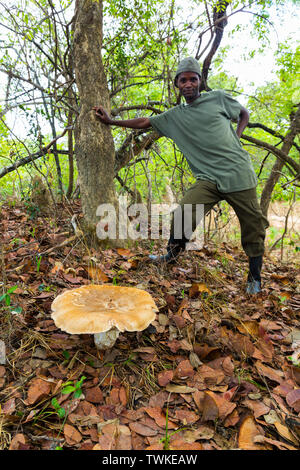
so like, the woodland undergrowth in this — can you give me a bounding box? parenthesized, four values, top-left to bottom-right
(0, 201, 299, 451)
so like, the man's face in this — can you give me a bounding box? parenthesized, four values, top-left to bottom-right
(177, 72, 201, 103)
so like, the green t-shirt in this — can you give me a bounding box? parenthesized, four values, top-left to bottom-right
(149, 90, 257, 193)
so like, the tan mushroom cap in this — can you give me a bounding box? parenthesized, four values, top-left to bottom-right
(51, 284, 158, 335)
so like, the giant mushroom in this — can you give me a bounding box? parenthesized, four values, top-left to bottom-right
(51, 284, 158, 350)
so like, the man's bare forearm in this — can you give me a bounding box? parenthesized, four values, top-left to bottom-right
(107, 117, 151, 129)
(236, 106, 250, 138)
(93, 106, 151, 129)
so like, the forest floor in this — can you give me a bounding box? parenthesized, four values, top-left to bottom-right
(0, 200, 300, 451)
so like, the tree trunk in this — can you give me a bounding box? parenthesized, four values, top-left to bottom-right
(66, 111, 74, 200)
(73, 0, 118, 243)
(260, 105, 300, 216)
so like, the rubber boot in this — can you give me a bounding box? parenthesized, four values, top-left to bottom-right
(149, 236, 187, 264)
(246, 255, 263, 294)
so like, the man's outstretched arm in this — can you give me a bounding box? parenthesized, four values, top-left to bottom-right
(93, 106, 151, 129)
(236, 106, 250, 138)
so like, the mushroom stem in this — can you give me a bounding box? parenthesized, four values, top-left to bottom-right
(94, 327, 120, 350)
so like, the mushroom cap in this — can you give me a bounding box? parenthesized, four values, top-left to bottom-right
(51, 284, 158, 334)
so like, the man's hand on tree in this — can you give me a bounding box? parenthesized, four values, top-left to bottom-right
(92, 106, 151, 130)
(93, 106, 112, 125)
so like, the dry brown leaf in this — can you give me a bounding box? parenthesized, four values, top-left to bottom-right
(165, 293, 176, 306)
(64, 423, 82, 445)
(272, 381, 294, 397)
(120, 259, 138, 270)
(278, 291, 292, 300)
(79, 440, 94, 450)
(148, 391, 169, 408)
(62, 273, 84, 284)
(26, 377, 52, 405)
(119, 386, 127, 406)
(238, 415, 267, 450)
(92, 443, 103, 450)
(117, 248, 134, 258)
(222, 356, 235, 376)
(254, 338, 274, 362)
(73, 400, 99, 417)
(242, 399, 270, 418)
(274, 421, 299, 445)
(134, 346, 156, 354)
(193, 343, 220, 360)
(107, 387, 120, 405)
(201, 392, 219, 422)
(189, 283, 212, 298)
(222, 385, 238, 402)
(173, 314, 186, 329)
(259, 319, 283, 331)
(184, 425, 214, 441)
(165, 384, 197, 394)
(68, 413, 101, 427)
(86, 265, 109, 282)
(179, 339, 193, 351)
(175, 408, 199, 425)
(169, 439, 202, 450)
(175, 298, 189, 315)
(145, 443, 164, 450)
(287, 366, 300, 387)
(1, 398, 16, 415)
(255, 361, 283, 384)
(116, 425, 132, 450)
(237, 321, 259, 337)
(271, 393, 291, 415)
(197, 364, 225, 386)
(270, 273, 289, 282)
(175, 359, 194, 379)
(144, 407, 177, 429)
(85, 386, 104, 404)
(157, 370, 174, 387)
(50, 261, 64, 274)
(96, 435, 117, 450)
(257, 435, 297, 450)
(98, 419, 119, 435)
(192, 390, 205, 411)
(129, 421, 158, 437)
(230, 331, 255, 357)
(204, 390, 236, 421)
(224, 409, 240, 427)
(167, 339, 182, 353)
(8, 433, 29, 450)
(286, 389, 300, 412)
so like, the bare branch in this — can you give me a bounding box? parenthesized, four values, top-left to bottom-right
(111, 105, 162, 117)
(200, 1, 230, 91)
(114, 130, 160, 174)
(0, 127, 72, 179)
(247, 122, 300, 153)
(241, 133, 300, 174)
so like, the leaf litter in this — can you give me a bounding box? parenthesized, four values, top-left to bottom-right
(0, 202, 300, 451)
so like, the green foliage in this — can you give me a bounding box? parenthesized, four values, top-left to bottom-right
(61, 376, 86, 399)
(0, 285, 22, 315)
(0, 285, 18, 306)
(51, 397, 66, 419)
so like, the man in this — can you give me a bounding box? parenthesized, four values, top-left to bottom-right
(93, 57, 269, 294)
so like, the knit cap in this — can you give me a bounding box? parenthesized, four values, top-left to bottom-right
(174, 57, 201, 87)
